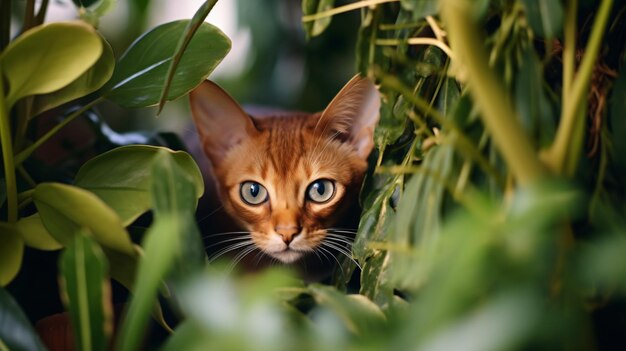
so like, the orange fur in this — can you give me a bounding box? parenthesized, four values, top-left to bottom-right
(190, 75, 380, 265)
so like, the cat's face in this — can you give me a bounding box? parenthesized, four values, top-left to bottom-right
(190, 75, 380, 263)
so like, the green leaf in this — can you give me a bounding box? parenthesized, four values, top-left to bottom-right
(521, 0, 563, 39)
(103, 20, 231, 108)
(0, 288, 46, 351)
(16, 214, 62, 250)
(59, 233, 112, 351)
(0, 223, 24, 286)
(75, 145, 203, 226)
(73, 0, 117, 26)
(32, 37, 115, 116)
(151, 150, 206, 278)
(400, 0, 438, 19)
(115, 216, 180, 351)
(302, 0, 335, 37)
(0, 21, 103, 107)
(33, 182, 134, 255)
(157, 0, 219, 113)
(307, 284, 386, 335)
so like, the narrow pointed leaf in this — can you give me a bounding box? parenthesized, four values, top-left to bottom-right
(59, 233, 112, 351)
(0, 288, 46, 351)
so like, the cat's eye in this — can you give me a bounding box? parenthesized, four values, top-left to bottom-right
(306, 179, 335, 203)
(240, 181, 268, 205)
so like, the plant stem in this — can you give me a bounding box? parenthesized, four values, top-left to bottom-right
(440, 0, 545, 185)
(14, 97, 104, 165)
(302, 0, 399, 22)
(35, 0, 49, 25)
(562, 0, 577, 108)
(22, 0, 35, 32)
(546, 0, 613, 175)
(0, 0, 10, 50)
(0, 78, 18, 222)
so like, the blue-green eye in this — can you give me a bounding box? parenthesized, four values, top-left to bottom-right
(306, 179, 335, 203)
(240, 181, 268, 205)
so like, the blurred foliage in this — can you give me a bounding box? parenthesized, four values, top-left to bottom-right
(2, 0, 626, 350)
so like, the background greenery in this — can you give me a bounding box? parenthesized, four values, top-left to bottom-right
(1, 0, 626, 350)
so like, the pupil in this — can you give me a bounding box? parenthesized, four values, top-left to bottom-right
(315, 182, 325, 195)
(250, 183, 259, 197)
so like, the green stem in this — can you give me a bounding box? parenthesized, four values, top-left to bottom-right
(35, 0, 50, 25)
(14, 97, 104, 165)
(547, 0, 613, 175)
(562, 0, 577, 108)
(441, 0, 545, 185)
(14, 96, 33, 151)
(0, 79, 18, 222)
(0, 0, 10, 50)
(22, 0, 35, 32)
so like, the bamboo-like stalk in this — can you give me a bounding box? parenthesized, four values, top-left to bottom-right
(545, 0, 614, 175)
(302, 0, 398, 22)
(0, 78, 18, 222)
(440, 0, 546, 185)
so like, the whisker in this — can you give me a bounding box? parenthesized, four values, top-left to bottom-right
(203, 231, 251, 239)
(321, 242, 362, 270)
(326, 229, 358, 235)
(197, 206, 224, 224)
(205, 236, 250, 250)
(326, 227, 358, 232)
(324, 237, 355, 247)
(318, 246, 345, 279)
(208, 241, 254, 264)
(226, 246, 258, 274)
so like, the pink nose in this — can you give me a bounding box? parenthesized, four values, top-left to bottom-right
(275, 225, 301, 244)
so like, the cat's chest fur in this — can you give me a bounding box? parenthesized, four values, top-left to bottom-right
(188, 75, 380, 280)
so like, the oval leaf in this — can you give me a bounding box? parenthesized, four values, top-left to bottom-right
(0, 21, 103, 107)
(33, 182, 134, 255)
(59, 233, 112, 351)
(32, 37, 115, 116)
(104, 20, 231, 108)
(16, 214, 63, 251)
(0, 288, 46, 351)
(74, 145, 204, 225)
(0, 223, 24, 286)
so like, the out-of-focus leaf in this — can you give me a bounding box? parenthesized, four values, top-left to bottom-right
(579, 235, 626, 292)
(0, 21, 102, 107)
(389, 141, 455, 290)
(161, 321, 210, 351)
(16, 214, 62, 250)
(32, 37, 115, 116)
(307, 284, 386, 335)
(150, 150, 205, 279)
(59, 233, 112, 351)
(400, 0, 438, 19)
(115, 216, 180, 351)
(514, 49, 554, 147)
(521, 0, 563, 39)
(73, 0, 117, 26)
(103, 20, 231, 108)
(33, 182, 134, 255)
(0, 288, 46, 351)
(302, 0, 335, 37)
(75, 145, 203, 226)
(0, 223, 23, 286)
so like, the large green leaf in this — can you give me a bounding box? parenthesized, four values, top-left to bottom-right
(114, 216, 180, 351)
(59, 233, 112, 351)
(302, 0, 336, 37)
(521, 0, 563, 39)
(0, 223, 24, 286)
(103, 20, 231, 107)
(32, 37, 115, 116)
(0, 288, 46, 351)
(16, 214, 62, 251)
(74, 145, 204, 226)
(33, 182, 134, 255)
(0, 21, 102, 107)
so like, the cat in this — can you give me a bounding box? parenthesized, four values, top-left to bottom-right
(189, 74, 380, 275)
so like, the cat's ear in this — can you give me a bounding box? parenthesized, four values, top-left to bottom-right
(317, 74, 380, 159)
(189, 80, 257, 163)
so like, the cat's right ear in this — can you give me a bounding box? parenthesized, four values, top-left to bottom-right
(189, 80, 257, 163)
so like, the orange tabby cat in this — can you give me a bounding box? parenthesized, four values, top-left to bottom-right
(189, 75, 380, 272)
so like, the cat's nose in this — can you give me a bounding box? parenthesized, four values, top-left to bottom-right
(275, 225, 301, 244)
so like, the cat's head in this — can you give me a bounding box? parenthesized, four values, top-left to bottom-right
(190, 75, 380, 263)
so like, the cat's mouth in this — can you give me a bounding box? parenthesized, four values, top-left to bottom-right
(267, 247, 307, 263)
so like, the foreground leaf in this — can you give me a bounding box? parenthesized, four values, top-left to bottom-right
(103, 20, 231, 107)
(59, 233, 112, 351)
(33, 182, 134, 255)
(0, 223, 24, 286)
(0, 21, 102, 107)
(302, 0, 336, 37)
(16, 214, 62, 251)
(75, 145, 203, 225)
(32, 37, 115, 116)
(0, 288, 46, 351)
(521, 0, 563, 39)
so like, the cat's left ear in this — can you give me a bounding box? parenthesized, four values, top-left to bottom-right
(317, 74, 380, 159)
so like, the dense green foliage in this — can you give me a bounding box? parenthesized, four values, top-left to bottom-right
(1, 0, 626, 350)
